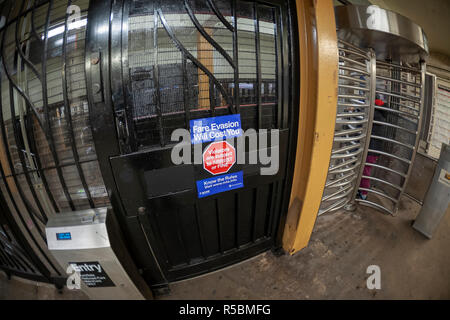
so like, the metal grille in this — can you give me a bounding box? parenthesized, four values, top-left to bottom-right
(319, 40, 374, 215)
(355, 60, 425, 215)
(0, 0, 109, 282)
(116, 0, 279, 152)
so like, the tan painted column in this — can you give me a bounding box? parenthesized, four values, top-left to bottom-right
(282, 0, 338, 254)
(197, 29, 214, 109)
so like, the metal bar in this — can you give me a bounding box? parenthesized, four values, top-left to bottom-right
(181, 54, 191, 129)
(184, 0, 235, 68)
(355, 199, 394, 215)
(358, 187, 399, 203)
(336, 118, 368, 125)
(206, 0, 234, 32)
(318, 197, 349, 216)
(328, 157, 359, 171)
(231, 0, 240, 114)
(338, 39, 369, 55)
(338, 94, 368, 100)
(337, 102, 370, 108)
(334, 133, 366, 142)
(0, 145, 57, 278)
(62, 0, 94, 208)
(339, 74, 368, 84)
(393, 62, 426, 213)
(332, 143, 362, 154)
(375, 74, 421, 88)
(387, 100, 420, 114)
(334, 127, 365, 136)
(321, 184, 353, 202)
(339, 55, 367, 68)
(209, 78, 216, 116)
(157, 8, 233, 111)
(41, 0, 76, 211)
(154, 8, 165, 147)
(377, 60, 421, 73)
(339, 65, 370, 76)
(372, 120, 417, 135)
(325, 172, 356, 187)
(374, 105, 419, 119)
(24, 97, 60, 213)
(0, 26, 47, 229)
(338, 48, 368, 60)
(363, 162, 407, 178)
(370, 135, 415, 150)
(274, 7, 282, 128)
(254, 2, 262, 129)
(215, 199, 224, 253)
(339, 84, 370, 92)
(14, 1, 41, 82)
(194, 204, 206, 258)
(329, 161, 361, 174)
(120, 0, 137, 152)
(8, 89, 47, 225)
(1, 158, 100, 180)
(350, 49, 376, 205)
(368, 148, 412, 164)
(376, 89, 421, 103)
(337, 112, 366, 117)
(361, 175, 403, 191)
(331, 148, 363, 159)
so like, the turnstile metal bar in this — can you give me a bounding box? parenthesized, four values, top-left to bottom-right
(375, 74, 422, 88)
(358, 187, 399, 203)
(374, 105, 419, 120)
(362, 162, 407, 178)
(355, 198, 394, 215)
(367, 149, 412, 164)
(370, 135, 416, 150)
(319, 42, 372, 216)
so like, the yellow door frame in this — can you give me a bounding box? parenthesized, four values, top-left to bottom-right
(282, 0, 338, 254)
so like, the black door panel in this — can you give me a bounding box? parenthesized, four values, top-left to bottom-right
(87, 0, 298, 287)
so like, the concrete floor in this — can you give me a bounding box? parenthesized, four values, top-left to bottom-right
(1, 195, 449, 300)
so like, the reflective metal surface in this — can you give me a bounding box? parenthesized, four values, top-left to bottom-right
(413, 143, 450, 238)
(355, 61, 425, 215)
(319, 40, 374, 215)
(335, 5, 429, 63)
(0, 0, 109, 284)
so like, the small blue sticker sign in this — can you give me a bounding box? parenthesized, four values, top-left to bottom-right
(196, 171, 244, 198)
(190, 114, 242, 144)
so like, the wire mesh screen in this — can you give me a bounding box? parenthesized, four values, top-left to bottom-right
(123, 0, 279, 151)
(0, 0, 110, 280)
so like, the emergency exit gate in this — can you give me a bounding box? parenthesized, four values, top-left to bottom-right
(0, 0, 298, 289)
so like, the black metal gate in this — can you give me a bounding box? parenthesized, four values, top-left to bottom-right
(86, 0, 298, 288)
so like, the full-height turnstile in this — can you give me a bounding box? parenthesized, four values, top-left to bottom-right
(319, 5, 429, 216)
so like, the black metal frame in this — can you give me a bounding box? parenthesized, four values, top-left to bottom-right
(86, 0, 299, 289)
(0, 0, 105, 287)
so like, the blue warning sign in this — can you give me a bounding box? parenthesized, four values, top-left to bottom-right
(190, 114, 242, 144)
(196, 171, 244, 198)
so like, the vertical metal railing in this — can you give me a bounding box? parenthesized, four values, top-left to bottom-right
(0, 0, 110, 284)
(318, 40, 373, 215)
(354, 60, 425, 215)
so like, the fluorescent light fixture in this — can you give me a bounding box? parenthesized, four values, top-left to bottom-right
(42, 18, 87, 39)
